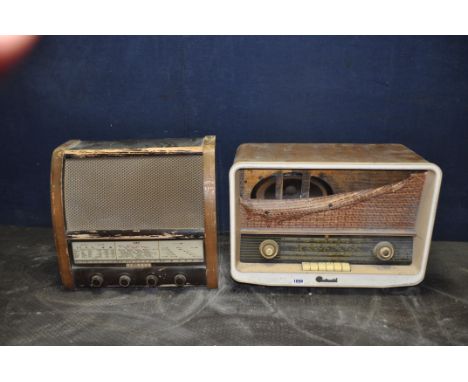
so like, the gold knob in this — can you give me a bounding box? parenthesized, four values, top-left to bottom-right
(373, 241, 395, 261)
(259, 240, 279, 259)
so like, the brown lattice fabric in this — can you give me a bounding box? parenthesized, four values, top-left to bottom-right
(239, 172, 426, 230)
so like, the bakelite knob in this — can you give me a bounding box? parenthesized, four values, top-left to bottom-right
(174, 274, 187, 287)
(259, 240, 279, 260)
(146, 274, 158, 287)
(90, 274, 104, 288)
(373, 241, 395, 261)
(119, 275, 131, 287)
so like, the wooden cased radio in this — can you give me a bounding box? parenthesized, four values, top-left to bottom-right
(229, 143, 441, 288)
(51, 137, 218, 289)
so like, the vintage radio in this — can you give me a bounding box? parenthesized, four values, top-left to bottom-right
(51, 136, 217, 289)
(230, 143, 442, 288)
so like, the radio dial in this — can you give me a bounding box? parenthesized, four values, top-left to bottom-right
(119, 275, 131, 287)
(259, 240, 279, 259)
(373, 241, 395, 261)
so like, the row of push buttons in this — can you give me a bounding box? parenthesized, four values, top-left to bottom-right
(301, 262, 351, 272)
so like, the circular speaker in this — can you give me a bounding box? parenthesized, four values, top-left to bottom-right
(251, 172, 333, 200)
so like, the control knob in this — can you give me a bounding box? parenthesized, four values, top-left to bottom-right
(90, 274, 104, 288)
(119, 275, 131, 287)
(373, 241, 395, 261)
(259, 239, 279, 260)
(174, 274, 187, 287)
(146, 274, 158, 287)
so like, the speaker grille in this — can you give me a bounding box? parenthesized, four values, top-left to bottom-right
(63, 155, 204, 231)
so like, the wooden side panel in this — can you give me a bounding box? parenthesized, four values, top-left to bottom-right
(50, 141, 78, 289)
(203, 136, 218, 288)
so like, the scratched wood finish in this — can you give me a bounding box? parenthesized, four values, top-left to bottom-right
(63, 138, 204, 158)
(68, 138, 204, 150)
(234, 143, 427, 165)
(203, 136, 219, 288)
(50, 140, 79, 289)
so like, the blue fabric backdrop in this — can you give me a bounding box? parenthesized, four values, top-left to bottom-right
(0, 36, 467, 240)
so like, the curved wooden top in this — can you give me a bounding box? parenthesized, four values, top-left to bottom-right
(59, 137, 214, 157)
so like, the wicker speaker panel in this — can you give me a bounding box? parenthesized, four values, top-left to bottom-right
(64, 155, 204, 231)
(240, 172, 425, 230)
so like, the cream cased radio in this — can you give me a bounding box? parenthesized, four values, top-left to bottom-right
(229, 143, 442, 288)
(51, 137, 218, 289)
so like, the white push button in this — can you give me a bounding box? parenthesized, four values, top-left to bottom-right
(302, 262, 351, 272)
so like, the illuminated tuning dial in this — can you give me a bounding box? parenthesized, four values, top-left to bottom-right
(373, 241, 395, 261)
(259, 240, 279, 260)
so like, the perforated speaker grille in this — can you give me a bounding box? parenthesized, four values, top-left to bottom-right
(63, 155, 205, 231)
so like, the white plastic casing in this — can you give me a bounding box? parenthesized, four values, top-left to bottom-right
(230, 149, 442, 288)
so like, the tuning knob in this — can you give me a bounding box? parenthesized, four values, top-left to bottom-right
(90, 274, 104, 288)
(259, 239, 279, 259)
(373, 241, 395, 261)
(146, 274, 158, 287)
(174, 274, 187, 287)
(119, 275, 131, 287)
